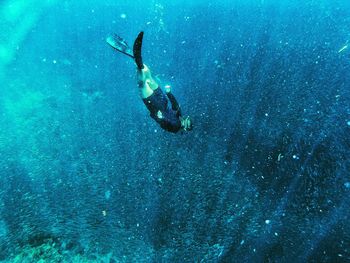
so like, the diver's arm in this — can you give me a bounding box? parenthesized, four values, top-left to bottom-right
(166, 92, 182, 116)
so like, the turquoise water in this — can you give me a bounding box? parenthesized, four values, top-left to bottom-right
(0, 0, 349, 262)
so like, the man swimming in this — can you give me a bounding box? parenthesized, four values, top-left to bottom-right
(107, 32, 193, 133)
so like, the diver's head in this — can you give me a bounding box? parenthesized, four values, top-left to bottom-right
(181, 116, 193, 132)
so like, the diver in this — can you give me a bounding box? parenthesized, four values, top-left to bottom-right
(107, 32, 193, 133)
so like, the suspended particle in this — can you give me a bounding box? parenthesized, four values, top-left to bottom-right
(338, 45, 348, 53)
(277, 153, 282, 161)
(105, 190, 111, 200)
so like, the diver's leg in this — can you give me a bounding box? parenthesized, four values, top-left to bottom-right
(133, 32, 159, 93)
(137, 65, 159, 98)
(133, 32, 144, 70)
(138, 78, 154, 99)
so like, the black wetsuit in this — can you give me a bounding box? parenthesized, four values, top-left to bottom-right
(143, 87, 182, 133)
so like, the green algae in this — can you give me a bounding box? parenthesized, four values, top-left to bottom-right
(11, 239, 104, 262)
(9, 239, 126, 263)
(13, 239, 63, 263)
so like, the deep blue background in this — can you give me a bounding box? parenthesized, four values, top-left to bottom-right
(0, 0, 349, 262)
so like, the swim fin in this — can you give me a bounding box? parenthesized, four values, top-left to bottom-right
(106, 34, 134, 59)
(133, 31, 144, 70)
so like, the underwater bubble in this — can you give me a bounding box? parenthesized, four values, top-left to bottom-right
(265, 219, 271, 224)
(347, 120, 350, 126)
(344, 182, 350, 189)
(120, 13, 127, 19)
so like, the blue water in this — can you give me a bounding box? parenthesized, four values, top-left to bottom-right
(0, 0, 349, 262)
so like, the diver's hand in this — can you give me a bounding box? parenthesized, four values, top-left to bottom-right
(157, 110, 164, 119)
(164, 85, 171, 93)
